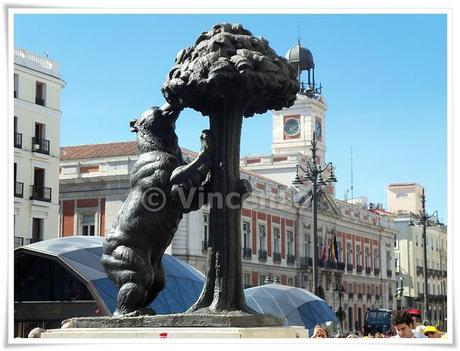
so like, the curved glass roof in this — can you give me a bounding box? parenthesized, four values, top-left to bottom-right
(15, 236, 204, 315)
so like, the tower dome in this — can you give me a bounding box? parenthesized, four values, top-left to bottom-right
(285, 44, 314, 70)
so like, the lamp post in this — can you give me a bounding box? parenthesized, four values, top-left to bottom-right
(335, 285, 345, 332)
(293, 132, 337, 297)
(409, 188, 440, 324)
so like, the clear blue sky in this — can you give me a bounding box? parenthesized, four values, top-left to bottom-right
(14, 13, 447, 221)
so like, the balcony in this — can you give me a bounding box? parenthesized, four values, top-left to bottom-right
(29, 185, 51, 202)
(201, 240, 208, 253)
(442, 270, 447, 278)
(365, 266, 371, 275)
(300, 256, 312, 268)
(356, 265, 363, 274)
(358, 292, 363, 300)
(242, 247, 252, 259)
(375, 294, 380, 300)
(348, 292, 354, 299)
(32, 137, 50, 155)
(337, 262, 345, 271)
(273, 252, 281, 264)
(416, 266, 423, 276)
(258, 250, 267, 262)
(346, 263, 353, 272)
(35, 97, 45, 106)
(14, 182, 23, 198)
(387, 270, 393, 278)
(367, 293, 372, 300)
(14, 132, 22, 148)
(287, 254, 295, 265)
(374, 268, 380, 276)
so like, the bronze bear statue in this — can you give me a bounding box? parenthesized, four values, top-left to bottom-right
(101, 103, 213, 316)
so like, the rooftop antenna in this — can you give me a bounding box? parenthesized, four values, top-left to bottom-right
(350, 146, 354, 202)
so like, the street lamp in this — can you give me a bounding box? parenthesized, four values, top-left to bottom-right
(293, 131, 337, 297)
(408, 188, 441, 324)
(335, 285, 345, 332)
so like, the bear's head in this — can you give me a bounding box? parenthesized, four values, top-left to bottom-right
(130, 103, 182, 155)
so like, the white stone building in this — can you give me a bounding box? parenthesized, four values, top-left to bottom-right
(389, 183, 447, 323)
(14, 49, 65, 247)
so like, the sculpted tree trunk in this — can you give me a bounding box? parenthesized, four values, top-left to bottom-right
(162, 23, 298, 312)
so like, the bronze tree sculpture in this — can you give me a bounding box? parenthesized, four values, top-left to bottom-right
(162, 23, 299, 313)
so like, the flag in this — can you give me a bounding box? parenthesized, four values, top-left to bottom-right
(329, 239, 334, 261)
(334, 235, 339, 262)
(322, 242, 327, 261)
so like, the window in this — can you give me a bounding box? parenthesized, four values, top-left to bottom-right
(348, 283, 353, 293)
(259, 274, 266, 286)
(304, 233, 310, 258)
(287, 277, 294, 286)
(356, 245, 361, 265)
(373, 249, 379, 269)
(242, 221, 250, 249)
(243, 273, 251, 289)
(273, 227, 280, 253)
(417, 282, 420, 294)
(35, 81, 46, 106)
(386, 251, 391, 268)
(32, 218, 43, 242)
(14, 73, 18, 98)
(81, 215, 95, 236)
(203, 213, 209, 245)
(287, 231, 294, 256)
(365, 247, 370, 268)
(318, 237, 323, 257)
(258, 224, 266, 251)
(347, 243, 352, 264)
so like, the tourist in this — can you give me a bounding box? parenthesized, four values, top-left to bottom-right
(391, 311, 427, 338)
(311, 325, 329, 338)
(423, 326, 441, 338)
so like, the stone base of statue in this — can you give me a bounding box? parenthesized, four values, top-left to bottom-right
(62, 311, 284, 329)
(38, 326, 307, 339)
(31, 312, 308, 339)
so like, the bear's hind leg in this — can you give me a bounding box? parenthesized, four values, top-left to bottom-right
(102, 245, 155, 316)
(143, 257, 166, 308)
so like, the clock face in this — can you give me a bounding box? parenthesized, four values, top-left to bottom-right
(315, 120, 322, 139)
(284, 119, 300, 136)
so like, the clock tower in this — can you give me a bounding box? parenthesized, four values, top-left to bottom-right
(272, 92, 327, 166)
(241, 42, 334, 194)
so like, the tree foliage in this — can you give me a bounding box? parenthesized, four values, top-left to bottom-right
(162, 23, 299, 117)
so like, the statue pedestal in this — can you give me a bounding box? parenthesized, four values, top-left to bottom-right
(39, 326, 307, 339)
(61, 312, 284, 328)
(33, 313, 308, 339)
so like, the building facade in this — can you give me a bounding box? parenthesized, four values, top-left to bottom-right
(14, 49, 65, 247)
(389, 183, 447, 323)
